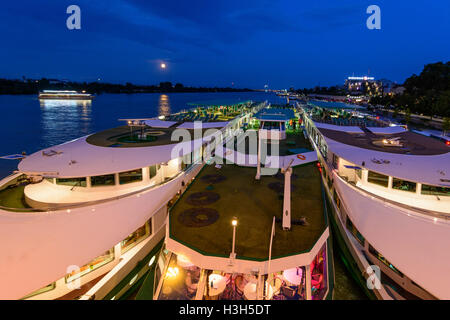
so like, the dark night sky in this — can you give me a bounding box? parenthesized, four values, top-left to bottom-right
(0, 1, 449, 89)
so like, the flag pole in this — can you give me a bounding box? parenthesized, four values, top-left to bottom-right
(264, 216, 276, 300)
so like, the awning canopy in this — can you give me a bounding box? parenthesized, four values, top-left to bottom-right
(143, 119, 178, 128)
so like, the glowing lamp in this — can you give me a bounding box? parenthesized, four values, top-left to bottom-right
(165, 267, 179, 279)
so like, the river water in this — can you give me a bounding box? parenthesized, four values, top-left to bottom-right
(0, 92, 366, 300)
(0, 92, 284, 178)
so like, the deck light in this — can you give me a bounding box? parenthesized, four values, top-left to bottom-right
(166, 267, 179, 278)
(230, 217, 238, 260)
(161, 63, 166, 69)
(148, 255, 156, 267)
(129, 274, 138, 285)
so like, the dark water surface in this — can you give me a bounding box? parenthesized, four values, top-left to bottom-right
(0, 92, 282, 178)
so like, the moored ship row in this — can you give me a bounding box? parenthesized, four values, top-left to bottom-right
(0, 101, 259, 300)
(152, 106, 333, 300)
(2, 96, 448, 300)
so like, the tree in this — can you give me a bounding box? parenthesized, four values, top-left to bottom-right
(405, 108, 411, 126)
(159, 82, 173, 91)
(393, 108, 398, 118)
(443, 117, 450, 136)
(400, 62, 450, 118)
(434, 90, 450, 117)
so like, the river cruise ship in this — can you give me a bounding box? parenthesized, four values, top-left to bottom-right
(38, 90, 94, 100)
(0, 101, 263, 300)
(301, 103, 450, 300)
(140, 106, 334, 301)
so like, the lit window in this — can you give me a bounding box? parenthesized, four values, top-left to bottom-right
(56, 177, 86, 187)
(121, 219, 152, 253)
(392, 178, 416, 192)
(367, 171, 389, 187)
(65, 249, 114, 283)
(421, 184, 450, 197)
(368, 245, 403, 276)
(119, 169, 143, 185)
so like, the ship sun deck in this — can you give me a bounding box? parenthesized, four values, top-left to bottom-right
(318, 128, 449, 155)
(86, 101, 256, 148)
(158, 161, 330, 300)
(169, 162, 326, 260)
(234, 130, 313, 156)
(86, 125, 219, 148)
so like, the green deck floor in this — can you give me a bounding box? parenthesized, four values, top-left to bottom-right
(0, 185, 30, 209)
(170, 162, 326, 260)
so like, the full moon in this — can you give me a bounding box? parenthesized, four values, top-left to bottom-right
(160, 63, 166, 69)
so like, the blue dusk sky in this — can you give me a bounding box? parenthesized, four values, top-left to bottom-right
(0, 0, 448, 89)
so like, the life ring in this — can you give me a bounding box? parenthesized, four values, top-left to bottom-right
(297, 154, 306, 160)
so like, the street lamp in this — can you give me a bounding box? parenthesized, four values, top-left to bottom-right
(230, 217, 238, 260)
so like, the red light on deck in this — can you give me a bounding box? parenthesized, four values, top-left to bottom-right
(446, 140, 450, 146)
(376, 116, 380, 120)
(316, 162, 321, 168)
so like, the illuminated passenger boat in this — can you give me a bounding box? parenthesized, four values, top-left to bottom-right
(38, 90, 94, 100)
(0, 101, 263, 300)
(301, 103, 450, 300)
(149, 106, 334, 301)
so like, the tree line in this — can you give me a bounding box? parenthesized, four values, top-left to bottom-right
(0, 79, 252, 95)
(370, 61, 450, 118)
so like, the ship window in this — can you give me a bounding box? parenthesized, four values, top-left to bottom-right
(121, 219, 151, 253)
(321, 143, 328, 160)
(320, 160, 326, 178)
(333, 190, 341, 210)
(356, 168, 362, 180)
(56, 177, 86, 187)
(21, 282, 56, 299)
(181, 152, 193, 171)
(91, 174, 115, 187)
(346, 218, 365, 246)
(332, 154, 339, 169)
(367, 171, 389, 187)
(119, 169, 143, 184)
(421, 184, 450, 197)
(327, 175, 332, 189)
(368, 245, 403, 277)
(149, 164, 160, 180)
(65, 249, 114, 283)
(392, 178, 416, 192)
